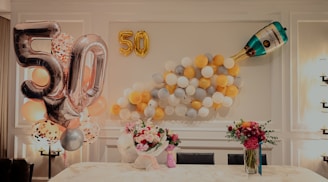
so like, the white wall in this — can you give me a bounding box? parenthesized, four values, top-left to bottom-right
(8, 0, 328, 181)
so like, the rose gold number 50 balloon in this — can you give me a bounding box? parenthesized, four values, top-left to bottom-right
(14, 21, 108, 128)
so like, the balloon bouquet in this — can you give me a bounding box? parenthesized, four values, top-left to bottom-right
(110, 21, 288, 121)
(14, 21, 108, 151)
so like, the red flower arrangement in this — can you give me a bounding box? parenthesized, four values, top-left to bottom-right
(226, 119, 278, 149)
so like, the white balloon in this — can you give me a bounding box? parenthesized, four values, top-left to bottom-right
(181, 96, 192, 104)
(130, 111, 141, 120)
(201, 66, 214, 78)
(212, 92, 224, 104)
(181, 57, 192, 67)
(189, 78, 199, 87)
(117, 97, 129, 107)
(177, 76, 189, 88)
(202, 97, 213, 108)
(144, 106, 155, 118)
(165, 60, 177, 72)
(186, 108, 197, 119)
(227, 75, 234, 86)
(198, 107, 209, 117)
(223, 57, 235, 69)
(168, 94, 180, 106)
(222, 96, 233, 107)
(185, 85, 196, 96)
(119, 109, 131, 120)
(165, 73, 178, 85)
(148, 99, 158, 108)
(175, 104, 187, 117)
(165, 106, 175, 115)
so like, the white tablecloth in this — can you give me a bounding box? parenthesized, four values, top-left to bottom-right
(49, 162, 328, 182)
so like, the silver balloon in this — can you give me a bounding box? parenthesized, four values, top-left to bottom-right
(13, 21, 64, 99)
(60, 128, 84, 151)
(68, 34, 108, 113)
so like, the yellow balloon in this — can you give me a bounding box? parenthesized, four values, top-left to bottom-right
(194, 54, 208, 68)
(209, 63, 218, 73)
(216, 86, 227, 94)
(198, 77, 211, 89)
(228, 64, 240, 77)
(128, 91, 142, 105)
(21, 99, 47, 122)
(225, 85, 239, 98)
(191, 100, 202, 110)
(32, 67, 50, 86)
(141, 91, 151, 103)
(184, 66, 195, 79)
(137, 102, 147, 113)
(110, 104, 121, 115)
(153, 107, 165, 120)
(165, 84, 176, 94)
(212, 54, 224, 66)
(212, 102, 222, 110)
(216, 75, 228, 87)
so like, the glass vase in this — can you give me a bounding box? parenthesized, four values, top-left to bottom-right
(244, 147, 258, 174)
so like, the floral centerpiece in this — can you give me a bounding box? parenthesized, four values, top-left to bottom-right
(226, 119, 278, 174)
(125, 118, 169, 170)
(165, 129, 181, 168)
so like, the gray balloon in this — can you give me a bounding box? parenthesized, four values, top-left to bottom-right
(174, 88, 185, 99)
(205, 53, 213, 63)
(194, 88, 207, 101)
(150, 88, 159, 99)
(60, 128, 84, 151)
(217, 66, 228, 75)
(175, 65, 185, 76)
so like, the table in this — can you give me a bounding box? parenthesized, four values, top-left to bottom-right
(49, 162, 328, 182)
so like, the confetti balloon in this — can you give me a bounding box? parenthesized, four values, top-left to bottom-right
(32, 119, 61, 144)
(79, 119, 100, 144)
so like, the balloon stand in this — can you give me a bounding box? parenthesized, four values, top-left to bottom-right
(40, 145, 61, 179)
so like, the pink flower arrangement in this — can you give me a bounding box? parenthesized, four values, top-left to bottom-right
(226, 119, 278, 149)
(125, 119, 166, 152)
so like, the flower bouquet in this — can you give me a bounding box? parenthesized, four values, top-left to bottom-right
(165, 129, 181, 168)
(125, 118, 168, 170)
(226, 119, 278, 174)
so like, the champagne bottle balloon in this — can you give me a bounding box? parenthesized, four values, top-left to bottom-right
(231, 21, 288, 62)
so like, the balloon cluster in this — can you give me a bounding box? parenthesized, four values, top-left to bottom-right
(14, 21, 108, 151)
(111, 54, 242, 120)
(110, 21, 289, 121)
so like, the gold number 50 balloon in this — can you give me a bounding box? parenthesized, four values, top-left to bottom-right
(118, 30, 149, 57)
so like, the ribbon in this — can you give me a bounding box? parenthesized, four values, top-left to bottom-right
(258, 141, 263, 175)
